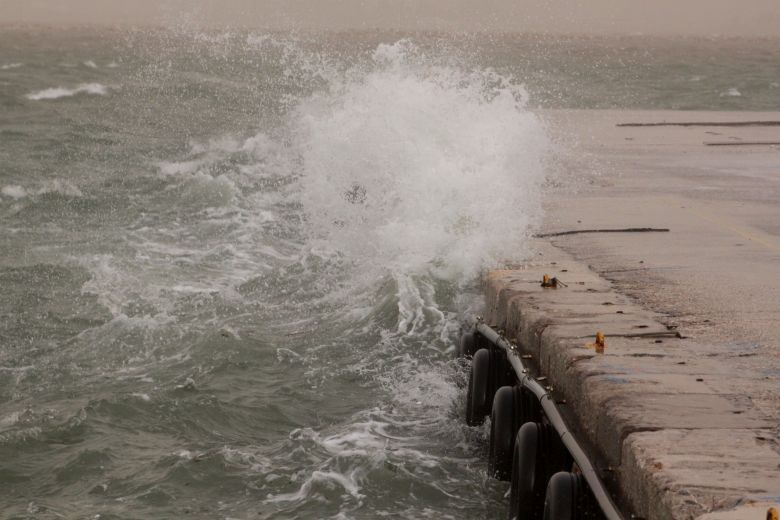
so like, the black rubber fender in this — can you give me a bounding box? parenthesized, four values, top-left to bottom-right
(466, 348, 491, 425)
(465, 347, 515, 425)
(489, 386, 516, 480)
(490, 348, 515, 393)
(458, 331, 478, 358)
(543, 472, 582, 520)
(508, 422, 573, 520)
(509, 422, 542, 519)
(489, 386, 543, 480)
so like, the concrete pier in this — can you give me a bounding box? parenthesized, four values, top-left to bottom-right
(485, 110, 780, 520)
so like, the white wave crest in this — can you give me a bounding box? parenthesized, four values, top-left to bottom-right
(1, 63, 23, 70)
(25, 83, 108, 100)
(266, 468, 366, 504)
(38, 179, 83, 197)
(720, 87, 742, 97)
(1, 180, 82, 200)
(1, 185, 27, 200)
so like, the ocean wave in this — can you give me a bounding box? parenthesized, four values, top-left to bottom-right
(1, 63, 23, 70)
(1, 180, 83, 199)
(720, 87, 742, 97)
(25, 83, 108, 100)
(178, 171, 238, 207)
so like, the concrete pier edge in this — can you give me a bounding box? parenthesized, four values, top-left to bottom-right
(483, 239, 780, 520)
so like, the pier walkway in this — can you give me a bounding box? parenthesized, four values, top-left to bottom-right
(485, 110, 780, 519)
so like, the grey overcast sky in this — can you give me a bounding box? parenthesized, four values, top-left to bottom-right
(1, 0, 779, 36)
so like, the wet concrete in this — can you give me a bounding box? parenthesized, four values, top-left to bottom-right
(485, 110, 780, 520)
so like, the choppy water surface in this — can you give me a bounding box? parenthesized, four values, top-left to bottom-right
(1, 27, 778, 519)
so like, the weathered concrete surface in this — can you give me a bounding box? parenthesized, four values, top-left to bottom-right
(485, 111, 780, 520)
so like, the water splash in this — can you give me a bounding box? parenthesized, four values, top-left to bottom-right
(257, 39, 548, 510)
(2, 31, 546, 518)
(295, 40, 547, 280)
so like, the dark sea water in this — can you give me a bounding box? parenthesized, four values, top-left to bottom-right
(1, 26, 778, 519)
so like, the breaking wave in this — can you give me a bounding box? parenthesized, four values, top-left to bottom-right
(25, 82, 108, 100)
(295, 40, 547, 280)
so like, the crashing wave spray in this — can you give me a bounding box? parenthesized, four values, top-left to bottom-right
(294, 40, 548, 281)
(258, 40, 551, 514)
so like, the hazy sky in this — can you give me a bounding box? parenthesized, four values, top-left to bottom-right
(1, 0, 779, 36)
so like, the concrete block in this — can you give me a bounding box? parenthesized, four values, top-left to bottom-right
(621, 429, 780, 520)
(483, 238, 779, 520)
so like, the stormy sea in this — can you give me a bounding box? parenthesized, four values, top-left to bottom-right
(1, 26, 779, 519)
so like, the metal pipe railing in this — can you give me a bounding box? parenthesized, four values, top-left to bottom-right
(475, 321, 624, 520)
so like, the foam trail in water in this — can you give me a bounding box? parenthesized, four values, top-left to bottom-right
(25, 83, 108, 100)
(1, 185, 27, 200)
(1, 180, 82, 200)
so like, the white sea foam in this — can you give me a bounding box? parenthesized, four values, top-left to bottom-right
(2, 181, 82, 199)
(131, 393, 151, 402)
(1, 185, 27, 199)
(720, 87, 742, 97)
(0, 411, 21, 427)
(79, 255, 137, 317)
(83, 60, 98, 68)
(1, 63, 22, 70)
(37, 179, 83, 197)
(179, 171, 237, 206)
(176, 449, 194, 460)
(25, 82, 108, 100)
(158, 159, 201, 176)
(266, 469, 366, 503)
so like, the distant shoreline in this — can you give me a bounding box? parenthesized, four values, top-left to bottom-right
(2, 22, 780, 41)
